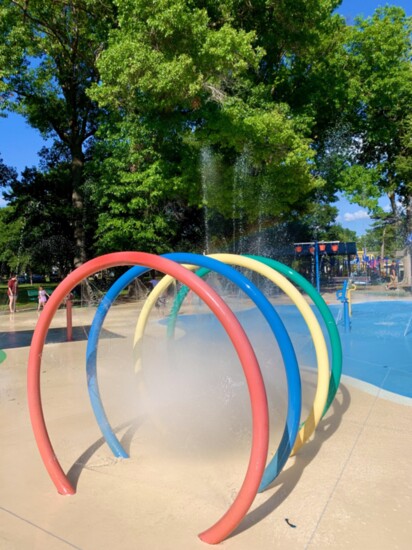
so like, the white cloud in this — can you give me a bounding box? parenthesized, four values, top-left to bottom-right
(343, 210, 370, 222)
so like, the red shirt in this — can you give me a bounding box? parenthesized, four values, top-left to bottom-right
(8, 278, 18, 295)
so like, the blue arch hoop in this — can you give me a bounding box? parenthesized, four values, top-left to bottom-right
(163, 257, 307, 489)
(167, 254, 341, 490)
(86, 252, 301, 488)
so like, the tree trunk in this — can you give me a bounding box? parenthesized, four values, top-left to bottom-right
(71, 152, 86, 268)
(403, 197, 412, 287)
(380, 226, 386, 263)
(402, 248, 411, 286)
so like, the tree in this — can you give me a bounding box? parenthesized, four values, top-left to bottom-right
(0, 157, 20, 274)
(90, 0, 328, 250)
(0, 206, 23, 275)
(231, 0, 348, 215)
(332, 7, 412, 282)
(2, 148, 80, 276)
(0, 0, 115, 266)
(0, 154, 17, 187)
(86, 114, 205, 253)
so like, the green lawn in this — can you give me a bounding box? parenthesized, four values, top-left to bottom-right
(0, 283, 59, 311)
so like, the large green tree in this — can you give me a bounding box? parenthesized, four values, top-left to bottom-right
(4, 0, 386, 262)
(1, 147, 83, 276)
(86, 114, 205, 253)
(332, 7, 412, 281)
(0, 156, 21, 274)
(0, 0, 115, 266)
(0, 206, 24, 275)
(90, 0, 332, 251)
(334, 8, 412, 227)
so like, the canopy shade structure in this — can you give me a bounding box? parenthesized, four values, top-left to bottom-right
(293, 241, 357, 256)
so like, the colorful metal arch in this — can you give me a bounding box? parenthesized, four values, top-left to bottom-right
(86, 253, 301, 475)
(138, 253, 330, 489)
(27, 252, 269, 545)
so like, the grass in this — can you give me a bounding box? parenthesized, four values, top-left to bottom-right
(0, 282, 59, 312)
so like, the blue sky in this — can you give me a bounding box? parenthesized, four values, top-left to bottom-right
(339, 0, 411, 22)
(1, 0, 411, 235)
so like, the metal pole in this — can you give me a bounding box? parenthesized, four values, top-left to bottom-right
(66, 297, 73, 341)
(315, 241, 320, 293)
(343, 299, 351, 332)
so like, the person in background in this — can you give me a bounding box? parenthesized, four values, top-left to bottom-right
(7, 274, 18, 313)
(386, 261, 398, 290)
(37, 286, 50, 311)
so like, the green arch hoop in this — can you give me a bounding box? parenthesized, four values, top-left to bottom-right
(246, 255, 342, 417)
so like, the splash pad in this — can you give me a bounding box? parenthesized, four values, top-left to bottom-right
(27, 252, 342, 545)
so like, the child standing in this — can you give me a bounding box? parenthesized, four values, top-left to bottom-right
(38, 286, 50, 311)
(7, 274, 18, 313)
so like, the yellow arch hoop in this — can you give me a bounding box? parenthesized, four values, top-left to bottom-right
(133, 273, 183, 372)
(133, 254, 330, 454)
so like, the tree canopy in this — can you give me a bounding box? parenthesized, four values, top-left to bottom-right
(0, 1, 411, 277)
(0, 0, 115, 265)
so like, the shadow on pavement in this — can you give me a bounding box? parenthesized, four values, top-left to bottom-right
(0, 326, 123, 350)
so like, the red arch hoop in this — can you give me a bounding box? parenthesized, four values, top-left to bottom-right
(27, 252, 269, 544)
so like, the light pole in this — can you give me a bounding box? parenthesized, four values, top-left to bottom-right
(296, 241, 321, 293)
(315, 240, 320, 293)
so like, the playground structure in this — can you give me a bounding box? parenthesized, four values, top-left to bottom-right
(293, 241, 358, 292)
(27, 252, 342, 545)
